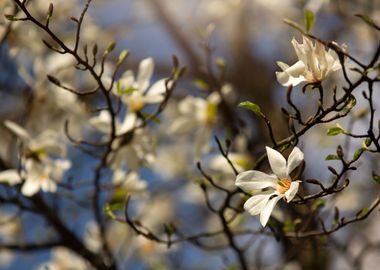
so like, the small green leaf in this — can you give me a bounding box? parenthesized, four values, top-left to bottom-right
(353, 148, 365, 160)
(103, 204, 116, 219)
(356, 207, 369, 218)
(364, 137, 372, 147)
(239, 101, 262, 115)
(325, 154, 339, 160)
(117, 49, 129, 64)
(327, 125, 345, 136)
(4, 14, 18, 21)
(104, 41, 116, 55)
(193, 79, 209, 90)
(304, 9, 316, 32)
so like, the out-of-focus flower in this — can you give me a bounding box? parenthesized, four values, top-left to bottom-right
(235, 146, 303, 226)
(112, 58, 169, 112)
(37, 247, 88, 270)
(0, 121, 70, 196)
(90, 111, 155, 171)
(169, 92, 221, 159)
(112, 170, 147, 196)
(276, 36, 344, 87)
(4, 120, 66, 157)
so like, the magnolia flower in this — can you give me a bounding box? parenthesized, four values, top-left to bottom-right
(112, 57, 169, 113)
(4, 120, 66, 157)
(169, 92, 221, 159)
(235, 146, 304, 226)
(112, 170, 147, 195)
(90, 111, 155, 171)
(0, 158, 71, 197)
(276, 36, 343, 87)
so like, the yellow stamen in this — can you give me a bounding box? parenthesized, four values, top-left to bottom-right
(277, 178, 291, 194)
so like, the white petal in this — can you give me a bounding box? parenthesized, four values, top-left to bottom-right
(285, 181, 300, 202)
(142, 94, 165, 104)
(147, 78, 170, 96)
(4, 120, 31, 141)
(286, 147, 304, 176)
(21, 179, 40, 197)
(89, 111, 112, 134)
(235, 170, 277, 192)
(136, 58, 154, 92)
(0, 170, 22, 185)
(266, 147, 287, 179)
(243, 193, 272, 216)
(260, 194, 283, 226)
(41, 179, 57, 193)
(276, 61, 289, 71)
(285, 60, 306, 77)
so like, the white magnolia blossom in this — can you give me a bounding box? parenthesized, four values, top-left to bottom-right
(0, 158, 71, 197)
(112, 57, 168, 113)
(235, 146, 304, 226)
(0, 120, 70, 196)
(276, 36, 344, 87)
(112, 169, 147, 195)
(4, 120, 66, 157)
(169, 92, 221, 159)
(90, 111, 155, 171)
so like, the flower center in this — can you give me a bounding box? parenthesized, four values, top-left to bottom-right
(277, 178, 292, 194)
(128, 98, 145, 112)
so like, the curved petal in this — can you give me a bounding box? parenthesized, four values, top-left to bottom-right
(0, 170, 22, 185)
(266, 147, 287, 179)
(286, 147, 304, 176)
(136, 58, 154, 92)
(4, 120, 31, 141)
(259, 194, 283, 226)
(235, 170, 277, 192)
(284, 181, 300, 202)
(284, 60, 306, 77)
(243, 193, 272, 216)
(21, 179, 40, 197)
(147, 78, 170, 96)
(41, 179, 57, 193)
(89, 111, 112, 134)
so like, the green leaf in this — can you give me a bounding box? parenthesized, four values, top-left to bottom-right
(325, 154, 339, 160)
(4, 14, 18, 21)
(238, 101, 262, 115)
(304, 9, 316, 32)
(356, 207, 369, 218)
(117, 49, 129, 64)
(353, 148, 365, 160)
(372, 171, 380, 185)
(327, 125, 344, 136)
(193, 79, 209, 90)
(104, 41, 116, 55)
(355, 14, 380, 31)
(364, 137, 372, 147)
